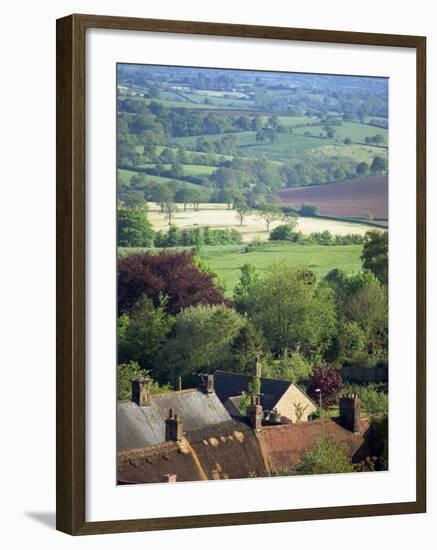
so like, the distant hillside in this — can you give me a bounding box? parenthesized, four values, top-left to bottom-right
(275, 175, 388, 220)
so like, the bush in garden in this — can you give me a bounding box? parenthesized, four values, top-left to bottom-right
(307, 363, 344, 407)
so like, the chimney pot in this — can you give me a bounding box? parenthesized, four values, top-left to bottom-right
(207, 374, 214, 394)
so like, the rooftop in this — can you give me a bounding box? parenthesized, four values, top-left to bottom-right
(117, 388, 231, 451)
(214, 370, 316, 413)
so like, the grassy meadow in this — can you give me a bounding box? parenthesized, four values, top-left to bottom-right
(119, 241, 363, 296)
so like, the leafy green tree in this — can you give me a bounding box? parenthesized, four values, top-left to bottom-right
(246, 263, 337, 358)
(370, 155, 388, 174)
(256, 203, 282, 233)
(263, 352, 313, 383)
(356, 161, 369, 176)
(293, 435, 354, 475)
(234, 198, 250, 226)
(117, 361, 172, 401)
(361, 230, 388, 284)
(233, 263, 260, 313)
(118, 295, 174, 370)
(338, 321, 366, 361)
(299, 203, 320, 217)
(117, 208, 154, 247)
(269, 224, 299, 242)
(230, 323, 267, 374)
(342, 283, 388, 359)
(158, 305, 245, 384)
(170, 162, 184, 179)
(162, 199, 178, 225)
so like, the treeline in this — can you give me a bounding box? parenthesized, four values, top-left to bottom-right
(154, 226, 242, 248)
(269, 225, 365, 246)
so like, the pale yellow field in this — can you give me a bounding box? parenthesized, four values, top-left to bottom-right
(147, 203, 376, 242)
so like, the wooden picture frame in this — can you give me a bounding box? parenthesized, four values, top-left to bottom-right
(56, 13, 426, 535)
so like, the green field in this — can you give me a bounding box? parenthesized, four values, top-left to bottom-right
(117, 169, 206, 192)
(137, 163, 218, 177)
(119, 242, 363, 296)
(292, 121, 388, 144)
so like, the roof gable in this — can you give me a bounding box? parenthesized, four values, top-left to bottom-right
(214, 370, 309, 412)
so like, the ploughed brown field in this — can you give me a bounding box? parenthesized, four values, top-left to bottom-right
(275, 175, 388, 220)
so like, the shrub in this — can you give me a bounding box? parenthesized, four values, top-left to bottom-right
(118, 251, 226, 314)
(293, 435, 354, 475)
(117, 361, 172, 401)
(299, 203, 320, 217)
(307, 363, 344, 407)
(269, 224, 300, 241)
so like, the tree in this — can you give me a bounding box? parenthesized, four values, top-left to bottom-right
(256, 203, 282, 233)
(263, 352, 313, 383)
(175, 187, 193, 211)
(370, 155, 388, 174)
(269, 224, 299, 242)
(342, 284, 388, 359)
(150, 184, 174, 213)
(158, 305, 245, 384)
(361, 230, 388, 284)
(282, 211, 299, 231)
(362, 211, 374, 222)
(307, 364, 344, 407)
(170, 162, 184, 179)
(356, 161, 369, 176)
(245, 263, 337, 358)
(230, 323, 267, 374)
(118, 295, 174, 370)
(162, 199, 178, 225)
(293, 435, 354, 475)
(118, 251, 226, 314)
(117, 208, 154, 247)
(233, 263, 260, 313)
(117, 361, 171, 401)
(337, 321, 366, 361)
(299, 203, 320, 217)
(234, 199, 250, 226)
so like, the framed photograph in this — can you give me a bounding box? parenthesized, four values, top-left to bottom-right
(56, 14, 426, 535)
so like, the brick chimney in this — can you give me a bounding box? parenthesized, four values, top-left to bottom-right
(247, 395, 263, 431)
(131, 378, 152, 407)
(255, 355, 262, 379)
(161, 474, 177, 483)
(165, 409, 183, 441)
(339, 394, 361, 433)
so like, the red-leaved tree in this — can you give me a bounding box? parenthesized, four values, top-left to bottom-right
(307, 363, 345, 407)
(118, 251, 226, 314)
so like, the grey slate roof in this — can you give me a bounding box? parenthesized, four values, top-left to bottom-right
(214, 370, 293, 412)
(117, 389, 231, 451)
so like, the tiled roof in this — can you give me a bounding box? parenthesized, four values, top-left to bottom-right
(118, 439, 204, 484)
(261, 417, 372, 471)
(117, 389, 231, 451)
(117, 419, 269, 484)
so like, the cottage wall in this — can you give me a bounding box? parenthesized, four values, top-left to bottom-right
(275, 385, 317, 423)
